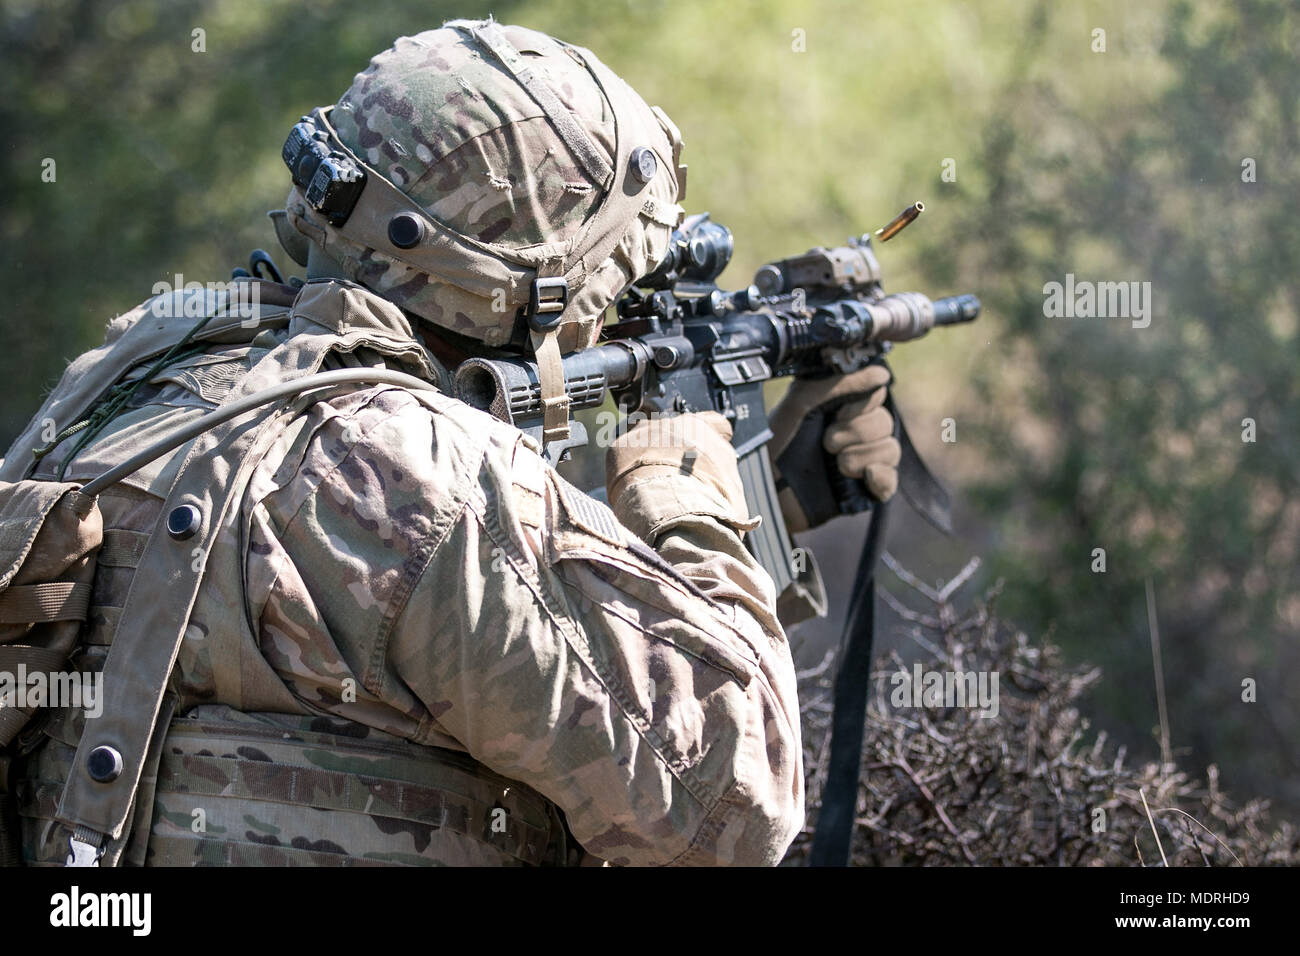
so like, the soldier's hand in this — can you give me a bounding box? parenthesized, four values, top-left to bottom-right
(605, 410, 754, 543)
(767, 363, 900, 534)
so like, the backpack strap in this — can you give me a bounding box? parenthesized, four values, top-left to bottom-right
(53, 366, 438, 866)
(0, 480, 101, 866)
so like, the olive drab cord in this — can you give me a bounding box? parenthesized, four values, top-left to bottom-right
(32, 312, 220, 479)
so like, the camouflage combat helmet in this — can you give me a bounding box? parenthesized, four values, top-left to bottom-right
(271, 18, 686, 441)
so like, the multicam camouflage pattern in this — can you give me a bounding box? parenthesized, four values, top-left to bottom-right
(333, 28, 613, 249)
(21, 706, 568, 866)
(14, 279, 803, 866)
(283, 20, 682, 350)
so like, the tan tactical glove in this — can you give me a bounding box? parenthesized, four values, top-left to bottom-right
(605, 410, 757, 545)
(767, 363, 899, 534)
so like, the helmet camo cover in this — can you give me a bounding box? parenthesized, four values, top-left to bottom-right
(281, 19, 685, 358)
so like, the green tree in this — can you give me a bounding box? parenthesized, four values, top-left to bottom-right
(921, 0, 1300, 814)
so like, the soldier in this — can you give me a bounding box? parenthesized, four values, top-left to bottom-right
(2, 19, 898, 866)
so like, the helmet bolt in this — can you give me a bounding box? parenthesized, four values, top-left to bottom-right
(388, 213, 425, 249)
(629, 147, 658, 185)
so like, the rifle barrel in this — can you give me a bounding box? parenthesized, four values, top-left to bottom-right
(453, 292, 981, 423)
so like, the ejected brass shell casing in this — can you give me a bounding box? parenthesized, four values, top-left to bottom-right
(874, 201, 925, 241)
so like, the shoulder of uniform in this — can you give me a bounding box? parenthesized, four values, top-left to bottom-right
(333, 385, 523, 479)
(104, 278, 297, 346)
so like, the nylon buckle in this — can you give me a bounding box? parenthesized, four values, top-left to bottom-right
(65, 835, 104, 867)
(526, 277, 569, 333)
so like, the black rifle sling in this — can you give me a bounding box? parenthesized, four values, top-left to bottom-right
(809, 496, 889, 866)
(895, 410, 952, 536)
(809, 395, 948, 865)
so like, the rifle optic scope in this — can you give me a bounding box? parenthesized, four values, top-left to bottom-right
(639, 213, 734, 288)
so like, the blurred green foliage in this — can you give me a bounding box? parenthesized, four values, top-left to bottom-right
(1, 0, 1295, 815)
(917, 0, 1300, 817)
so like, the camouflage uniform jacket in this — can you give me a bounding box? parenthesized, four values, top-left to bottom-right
(8, 278, 804, 866)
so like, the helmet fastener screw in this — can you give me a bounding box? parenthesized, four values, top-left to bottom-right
(388, 213, 425, 250)
(629, 146, 658, 185)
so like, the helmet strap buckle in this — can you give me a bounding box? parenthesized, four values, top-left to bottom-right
(526, 277, 569, 334)
(528, 279, 572, 444)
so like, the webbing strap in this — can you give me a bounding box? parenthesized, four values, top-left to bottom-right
(640, 196, 683, 227)
(152, 752, 554, 866)
(0, 708, 32, 748)
(55, 360, 440, 854)
(530, 329, 570, 443)
(0, 582, 91, 624)
(96, 529, 149, 569)
(0, 645, 70, 674)
(462, 20, 614, 189)
(0, 642, 91, 749)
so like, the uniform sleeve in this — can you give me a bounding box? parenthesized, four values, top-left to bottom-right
(385, 431, 804, 866)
